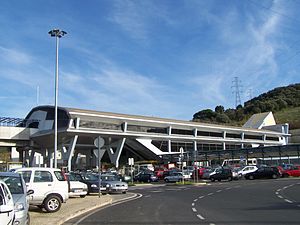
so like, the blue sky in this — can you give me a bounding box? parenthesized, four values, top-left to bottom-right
(0, 0, 299, 120)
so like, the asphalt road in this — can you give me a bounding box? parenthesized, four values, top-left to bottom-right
(65, 178, 300, 225)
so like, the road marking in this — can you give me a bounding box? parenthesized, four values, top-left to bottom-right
(209, 223, 216, 225)
(199, 196, 204, 199)
(197, 214, 205, 220)
(275, 192, 279, 195)
(207, 193, 213, 196)
(216, 190, 222, 193)
(192, 207, 197, 212)
(284, 199, 293, 203)
(192, 203, 195, 206)
(278, 195, 283, 199)
(277, 189, 281, 192)
(194, 198, 198, 202)
(226, 187, 231, 190)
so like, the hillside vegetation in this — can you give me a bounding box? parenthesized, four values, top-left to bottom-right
(192, 83, 300, 129)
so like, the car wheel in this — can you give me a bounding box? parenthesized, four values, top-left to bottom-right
(165, 179, 169, 183)
(80, 195, 86, 198)
(272, 174, 278, 179)
(249, 175, 254, 180)
(44, 195, 62, 213)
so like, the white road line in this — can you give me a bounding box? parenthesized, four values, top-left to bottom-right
(199, 196, 204, 199)
(226, 187, 231, 190)
(197, 214, 205, 220)
(192, 207, 197, 212)
(216, 190, 222, 193)
(192, 203, 195, 206)
(284, 199, 293, 203)
(207, 193, 213, 196)
(209, 223, 216, 225)
(277, 189, 282, 192)
(278, 195, 283, 199)
(194, 198, 198, 202)
(275, 192, 279, 195)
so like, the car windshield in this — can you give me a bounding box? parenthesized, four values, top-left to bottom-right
(0, 176, 24, 194)
(82, 173, 98, 181)
(101, 175, 119, 181)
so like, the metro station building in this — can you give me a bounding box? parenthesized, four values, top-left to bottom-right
(0, 106, 292, 171)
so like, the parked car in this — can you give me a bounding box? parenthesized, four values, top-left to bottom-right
(238, 166, 258, 178)
(134, 171, 158, 183)
(15, 167, 69, 213)
(232, 167, 241, 180)
(209, 167, 233, 182)
(201, 168, 214, 179)
(70, 172, 106, 194)
(65, 173, 88, 198)
(164, 172, 184, 183)
(0, 172, 33, 225)
(193, 167, 211, 179)
(280, 165, 300, 177)
(100, 174, 128, 194)
(244, 166, 280, 180)
(0, 180, 15, 225)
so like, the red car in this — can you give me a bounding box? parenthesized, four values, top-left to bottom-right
(281, 165, 300, 177)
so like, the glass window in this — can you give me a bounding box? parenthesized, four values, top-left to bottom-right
(19, 171, 31, 183)
(34, 171, 53, 182)
(0, 176, 24, 194)
(54, 171, 65, 181)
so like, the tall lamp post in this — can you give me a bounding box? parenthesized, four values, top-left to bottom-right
(48, 29, 67, 168)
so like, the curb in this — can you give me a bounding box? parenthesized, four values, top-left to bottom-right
(58, 193, 138, 225)
(58, 198, 113, 225)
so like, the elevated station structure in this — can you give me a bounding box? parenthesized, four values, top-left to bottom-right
(0, 106, 290, 170)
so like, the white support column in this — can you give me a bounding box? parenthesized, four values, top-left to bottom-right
(193, 141, 197, 151)
(194, 128, 197, 137)
(67, 135, 78, 172)
(106, 138, 126, 168)
(28, 149, 35, 167)
(123, 122, 128, 132)
(222, 131, 226, 150)
(75, 118, 80, 129)
(168, 140, 172, 153)
(241, 133, 245, 148)
(168, 126, 172, 135)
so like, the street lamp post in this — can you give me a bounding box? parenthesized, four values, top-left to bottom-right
(49, 29, 67, 168)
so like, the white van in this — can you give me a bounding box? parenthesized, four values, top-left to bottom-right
(15, 167, 69, 213)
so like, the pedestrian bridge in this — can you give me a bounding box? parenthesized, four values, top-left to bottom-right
(0, 106, 290, 170)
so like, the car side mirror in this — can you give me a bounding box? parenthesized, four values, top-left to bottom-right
(27, 189, 34, 195)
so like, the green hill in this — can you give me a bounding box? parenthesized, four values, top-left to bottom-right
(192, 83, 300, 129)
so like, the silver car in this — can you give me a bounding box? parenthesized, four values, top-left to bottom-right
(101, 174, 128, 194)
(164, 172, 184, 183)
(0, 172, 33, 225)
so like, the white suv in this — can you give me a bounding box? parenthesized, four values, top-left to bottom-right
(15, 167, 69, 213)
(238, 166, 258, 178)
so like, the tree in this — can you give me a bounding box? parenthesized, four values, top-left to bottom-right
(215, 105, 225, 114)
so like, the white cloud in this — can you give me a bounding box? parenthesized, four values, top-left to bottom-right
(0, 46, 32, 65)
